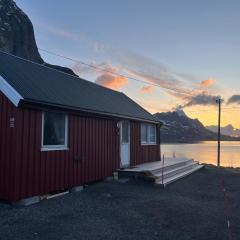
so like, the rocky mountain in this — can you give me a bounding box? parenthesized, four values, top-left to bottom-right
(154, 110, 240, 143)
(0, 0, 76, 75)
(206, 124, 240, 138)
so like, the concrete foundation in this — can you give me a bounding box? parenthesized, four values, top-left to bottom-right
(46, 191, 69, 199)
(13, 196, 40, 207)
(70, 185, 84, 193)
(104, 176, 114, 181)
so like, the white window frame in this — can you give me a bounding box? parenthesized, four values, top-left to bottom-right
(41, 111, 69, 151)
(149, 124, 157, 144)
(141, 123, 157, 145)
(121, 121, 130, 144)
(140, 123, 148, 144)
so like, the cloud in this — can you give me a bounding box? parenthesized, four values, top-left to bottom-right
(72, 56, 193, 97)
(70, 48, 226, 111)
(110, 51, 201, 99)
(136, 99, 171, 113)
(30, 20, 230, 115)
(181, 92, 221, 108)
(124, 67, 194, 98)
(94, 42, 106, 53)
(72, 61, 113, 76)
(139, 86, 153, 93)
(36, 22, 81, 42)
(95, 73, 128, 90)
(227, 95, 240, 105)
(199, 78, 216, 87)
(72, 62, 128, 90)
(34, 21, 226, 108)
(72, 53, 222, 109)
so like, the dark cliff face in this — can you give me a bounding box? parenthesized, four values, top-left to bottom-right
(0, 0, 43, 63)
(0, 0, 76, 75)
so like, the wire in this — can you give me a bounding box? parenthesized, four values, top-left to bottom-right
(38, 48, 166, 87)
(3, 47, 240, 113)
(38, 48, 194, 96)
(38, 48, 240, 111)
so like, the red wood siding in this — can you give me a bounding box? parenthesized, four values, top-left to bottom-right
(0, 92, 18, 200)
(130, 121, 160, 166)
(13, 111, 120, 201)
(0, 91, 160, 202)
(0, 92, 120, 201)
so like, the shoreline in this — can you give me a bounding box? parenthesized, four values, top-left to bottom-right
(161, 140, 240, 144)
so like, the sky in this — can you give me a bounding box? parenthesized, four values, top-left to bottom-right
(15, 0, 240, 127)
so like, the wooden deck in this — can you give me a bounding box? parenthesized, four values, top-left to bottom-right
(118, 157, 204, 186)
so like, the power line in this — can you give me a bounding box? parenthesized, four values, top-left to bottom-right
(38, 48, 240, 111)
(3, 48, 240, 112)
(38, 48, 166, 87)
(38, 47, 194, 96)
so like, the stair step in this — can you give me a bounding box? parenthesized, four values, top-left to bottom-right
(152, 161, 199, 180)
(150, 159, 195, 174)
(155, 165, 204, 186)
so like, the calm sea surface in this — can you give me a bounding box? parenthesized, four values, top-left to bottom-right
(161, 141, 240, 168)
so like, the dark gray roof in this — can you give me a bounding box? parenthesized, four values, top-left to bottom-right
(0, 51, 158, 123)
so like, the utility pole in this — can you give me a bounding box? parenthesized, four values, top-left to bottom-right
(216, 98, 222, 167)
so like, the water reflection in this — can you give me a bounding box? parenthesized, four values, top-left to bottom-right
(161, 141, 240, 168)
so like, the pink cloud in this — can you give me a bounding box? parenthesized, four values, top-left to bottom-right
(95, 73, 128, 90)
(199, 78, 216, 87)
(139, 86, 153, 93)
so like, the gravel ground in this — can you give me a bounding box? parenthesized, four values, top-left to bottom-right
(0, 165, 240, 240)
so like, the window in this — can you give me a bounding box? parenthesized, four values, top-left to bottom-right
(141, 123, 156, 145)
(141, 124, 148, 143)
(121, 121, 129, 143)
(42, 112, 68, 151)
(149, 125, 156, 143)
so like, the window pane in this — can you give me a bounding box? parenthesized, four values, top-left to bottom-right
(43, 112, 66, 146)
(141, 124, 147, 143)
(149, 125, 156, 143)
(121, 121, 129, 143)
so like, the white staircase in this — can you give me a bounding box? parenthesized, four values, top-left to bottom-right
(147, 158, 203, 187)
(118, 157, 204, 187)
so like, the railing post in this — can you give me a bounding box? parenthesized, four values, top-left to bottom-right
(161, 154, 165, 185)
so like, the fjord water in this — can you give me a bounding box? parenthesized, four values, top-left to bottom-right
(162, 141, 240, 168)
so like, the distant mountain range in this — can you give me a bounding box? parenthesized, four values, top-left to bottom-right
(154, 110, 240, 143)
(206, 124, 240, 137)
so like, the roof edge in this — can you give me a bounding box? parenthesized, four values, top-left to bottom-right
(20, 99, 159, 124)
(0, 50, 126, 96)
(0, 74, 23, 107)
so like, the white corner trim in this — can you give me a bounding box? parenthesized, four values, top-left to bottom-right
(0, 75, 23, 107)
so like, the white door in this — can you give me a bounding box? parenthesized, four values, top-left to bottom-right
(120, 121, 130, 167)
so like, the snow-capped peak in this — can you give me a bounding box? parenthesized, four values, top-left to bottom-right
(175, 109, 186, 117)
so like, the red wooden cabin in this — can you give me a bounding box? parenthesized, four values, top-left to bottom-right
(0, 51, 161, 202)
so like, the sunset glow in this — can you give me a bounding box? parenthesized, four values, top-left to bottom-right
(15, 0, 240, 128)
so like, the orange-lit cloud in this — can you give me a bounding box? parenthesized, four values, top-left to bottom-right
(139, 86, 153, 93)
(95, 73, 128, 90)
(199, 78, 216, 87)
